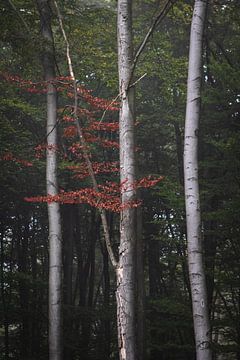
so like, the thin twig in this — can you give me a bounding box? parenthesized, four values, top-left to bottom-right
(98, 93, 120, 124)
(99, 73, 147, 124)
(7, 0, 30, 32)
(129, 72, 147, 88)
(54, 0, 118, 269)
(127, 0, 176, 89)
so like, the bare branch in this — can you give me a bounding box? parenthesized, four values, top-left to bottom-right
(7, 0, 30, 32)
(129, 72, 147, 88)
(127, 0, 176, 89)
(99, 73, 147, 124)
(99, 93, 121, 124)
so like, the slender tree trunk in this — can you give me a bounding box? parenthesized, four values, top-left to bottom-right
(184, 1, 212, 359)
(116, 1, 137, 359)
(36, 2, 62, 359)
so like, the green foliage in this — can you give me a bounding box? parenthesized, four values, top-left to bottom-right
(146, 297, 194, 359)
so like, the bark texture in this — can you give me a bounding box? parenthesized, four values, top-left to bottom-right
(184, 1, 212, 359)
(117, 0, 137, 359)
(36, 1, 62, 359)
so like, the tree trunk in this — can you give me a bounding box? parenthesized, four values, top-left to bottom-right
(36, 2, 62, 359)
(184, 1, 212, 359)
(116, 0, 137, 359)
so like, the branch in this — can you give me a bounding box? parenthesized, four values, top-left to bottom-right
(128, 0, 176, 89)
(54, 0, 118, 270)
(7, 0, 30, 32)
(99, 73, 147, 124)
(99, 93, 120, 124)
(129, 72, 147, 88)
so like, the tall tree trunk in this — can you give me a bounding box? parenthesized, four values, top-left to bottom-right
(116, 0, 137, 359)
(184, 1, 212, 359)
(36, 2, 62, 359)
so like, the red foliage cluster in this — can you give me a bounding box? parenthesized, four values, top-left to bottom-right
(1, 152, 33, 167)
(65, 131, 119, 149)
(34, 144, 59, 159)
(119, 176, 164, 192)
(68, 143, 90, 158)
(88, 121, 119, 132)
(99, 139, 119, 149)
(61, 107, 95, 122)
(62, 115, 75, 123)
(25, 187, 141, 212)
(97, 181, 120, 193)
(56, 76, 74, 82)
(2, 73, 72, 87)
(63, 125, 78, 138)
(82, 94, 119, 111)
(2, 73, 119, 111)
(67, 161, 119, 180)
(134, 176, 164, 189)
(25, 176, 163, 212)
(75, 87, 119, 111)
(66, 90, 119, 111)
(3, 72, 163, 213)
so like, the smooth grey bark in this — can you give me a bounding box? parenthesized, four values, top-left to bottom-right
(36, 1, 62, 360)
(184, 1, 212, 359)
(117, 0, 137, 359)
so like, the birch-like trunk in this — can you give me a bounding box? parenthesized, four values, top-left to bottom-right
(117, 0, 137, 359)
(36, 1, 62, 360)
(184, 1, 212, 359)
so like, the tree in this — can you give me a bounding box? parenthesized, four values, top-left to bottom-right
(36, 1, 63, 359)
(116, 0, 137, 359)
(184, 0, 212, 359)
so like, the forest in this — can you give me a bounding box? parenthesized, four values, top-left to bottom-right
(0, 0, 240, 359)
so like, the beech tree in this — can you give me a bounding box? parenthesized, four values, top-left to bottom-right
(116, 0, 137, 359)
(36, 1, 62, 359)
(184, 0, 212, 359)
